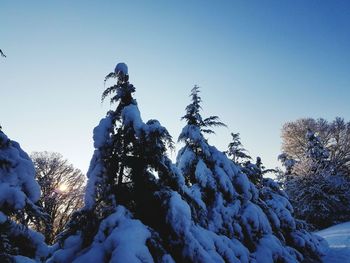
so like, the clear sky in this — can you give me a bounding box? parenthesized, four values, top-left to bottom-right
(1, 1, 350, 174)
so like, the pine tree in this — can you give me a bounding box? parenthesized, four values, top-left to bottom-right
(174, 87, 326, 262)
(227, 132, 279, 186)
(49, 63, 180, 262)
(0, 129, 48, 262)
(227, 132, 251, 164)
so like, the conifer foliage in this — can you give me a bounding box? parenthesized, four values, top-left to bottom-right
(175, 87, 325, 262)
(0, 129, 48, 262)
(227, 132, 251, 164)
(49, 63, 178, 262)
(49, 63, 326, 263)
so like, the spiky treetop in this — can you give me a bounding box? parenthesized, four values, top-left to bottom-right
(180, 86, 226, 134)
(178, 86, 226, 156)
(227, 132, 252, 164)
(102, 63, 136, 120)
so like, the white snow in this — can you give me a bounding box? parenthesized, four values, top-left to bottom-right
(13, 256, 37, 263)
(178, 124, 210, 156)
(0, 210, 7, 223)
(0, 130, 49, 261)
(122, 104, 145, 137)
(176, 147, 196, 175)
(254, 234, 299, 263)
(0, 182, 26, 209)
(49, 206, 163, 263)
(115, 62, 128, 75)
(85, 115, 113, 209)
(194, 159, 216, 189)
(72, 207, 154, 263)
(316, 221, 350, 262)
(240, 202, 272, 236)
(166, 191, 192, 234)
(47, 234, 83, 263)
(0, 132, 41, 204)
(93, 115, 112, 148)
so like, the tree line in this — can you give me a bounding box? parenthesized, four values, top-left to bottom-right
(2, 63, 347, 262)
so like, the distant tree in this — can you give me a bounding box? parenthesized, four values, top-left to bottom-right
(30, 152, 85, 244)
(281, 117, 350, 176)
(0, 129, 48, 262)
(279, 129, 350, 229)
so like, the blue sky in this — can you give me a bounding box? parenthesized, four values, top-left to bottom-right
(1, 1, 350, 173)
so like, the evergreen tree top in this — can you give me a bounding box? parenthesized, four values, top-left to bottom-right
(181, 86, 203, 126)
(102, 62, 136, 111)
(179, 86, 226, 143)
(227, 132, 251, 163)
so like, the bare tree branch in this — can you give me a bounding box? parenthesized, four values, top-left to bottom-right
(30, 151, 85, 244)
(0, 49, 6, 58)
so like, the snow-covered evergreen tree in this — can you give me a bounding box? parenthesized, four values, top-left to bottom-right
(226, 133, 277, 186)
(48, 63, 182, 262)
(0, 129, 48, 262)
(279, 129, 350, 229)
(49, 66, 326, 262)
(175, 87, 326, 262)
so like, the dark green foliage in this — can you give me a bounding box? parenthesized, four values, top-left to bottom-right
(58, 209, 99, 248)
(227, 132, 251, 164)
(227, 131, 277, 186)
(180, 86, 226, 137)
(56, 65, 177, 258)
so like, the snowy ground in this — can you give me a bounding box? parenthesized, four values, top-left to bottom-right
(315, 221, 350, 263)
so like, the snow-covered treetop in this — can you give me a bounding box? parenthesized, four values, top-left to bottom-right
(102, 63, 136, 117)
(180, 86, 226, 134)
(114, 62, 128, 76)
(181, 86, 203, 126)
(178, 86, 226, 154)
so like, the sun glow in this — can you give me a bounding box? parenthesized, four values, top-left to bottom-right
(58, 183, 68, 192)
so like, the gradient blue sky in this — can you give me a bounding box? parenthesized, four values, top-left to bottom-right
(1, 1, 350, 173)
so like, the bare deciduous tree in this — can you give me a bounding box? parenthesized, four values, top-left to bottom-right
(31, 152, 85, 244)
(281, 117, 350, 175)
